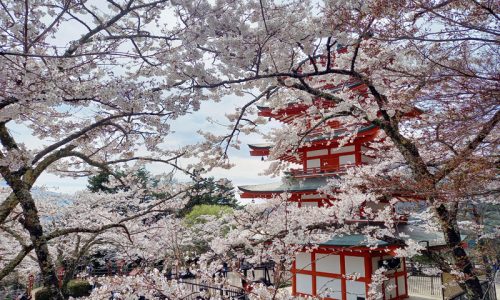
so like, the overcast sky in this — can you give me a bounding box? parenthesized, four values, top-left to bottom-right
(9, 95, 281, 203)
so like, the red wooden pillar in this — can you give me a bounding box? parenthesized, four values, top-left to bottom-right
(311, 252, 317, 296)
(402, 257, 408, 298)
(28, 274, 34, 296)
(365, 252, 373, 299)
(57, 267, 64, 288)
(355, 143, 362, 166)
(340, 252, 347, 300)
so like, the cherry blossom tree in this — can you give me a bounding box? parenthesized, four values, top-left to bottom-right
(166, 0, 498, 298)
(1, 0, 498, 299)
(0, 0, 227, 298)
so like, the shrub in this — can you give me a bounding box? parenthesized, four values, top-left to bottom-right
(34, 288, 50, 300)
(66, 279, 92, 297)
(184, 204, 233, 226)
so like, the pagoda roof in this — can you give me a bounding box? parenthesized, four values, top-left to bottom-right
(319, 223, 465, 248)
(257, 81, 364, 123)
(239, 177, 331, 197)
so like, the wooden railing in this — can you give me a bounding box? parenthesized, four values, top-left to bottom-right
(288, 164, 356, 177)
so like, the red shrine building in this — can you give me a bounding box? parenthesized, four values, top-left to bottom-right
(237, 90, 445, 299)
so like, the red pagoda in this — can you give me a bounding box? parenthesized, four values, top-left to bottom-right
(237, 94, 424, 299)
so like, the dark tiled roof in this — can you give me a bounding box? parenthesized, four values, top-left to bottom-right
(320, 224, 465, 247)
(238, 177, 332, 193)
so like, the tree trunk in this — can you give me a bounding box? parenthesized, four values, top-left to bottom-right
(12, 183, 65, 300)
(435, 204, 484, 299)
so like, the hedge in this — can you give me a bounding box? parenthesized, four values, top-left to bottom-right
(34, 288, 50, 300)
(33, 280, 92, 299)
(66, 279, 92, 297)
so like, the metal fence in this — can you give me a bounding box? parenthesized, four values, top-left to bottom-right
(407, 274, 497, 300)
(180, 281, 247, 300)
(24, 269, 247, 300)
(407, 274, 443, 298)
(0, 287, 26, 300)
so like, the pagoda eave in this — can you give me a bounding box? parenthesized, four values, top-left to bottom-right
(240, 190, 320, 199)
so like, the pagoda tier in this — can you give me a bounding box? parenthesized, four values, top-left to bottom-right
(248, 124, 379, 167)
(239, 177, 329, 199)
(256, 81, 365, 124)
(239, 176, 412, 223)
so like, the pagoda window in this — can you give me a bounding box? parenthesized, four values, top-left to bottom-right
(306, 149, 328, 157)
(331, 145, 355, 154)
(306, 158, 320, 169)
(339, 154, 356, 165)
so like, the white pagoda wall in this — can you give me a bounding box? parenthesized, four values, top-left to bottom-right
(346, 280, 366, 300)
(296, 274, 313, 295)
(293, 251, 368, 300)
(317, 276, 342, 299)
(293, 251, 408, 300)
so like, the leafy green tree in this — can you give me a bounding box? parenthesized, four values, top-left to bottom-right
(184, 204, 234, 255)
(180, 177, 239, 216)
(87, 172, 122, 193)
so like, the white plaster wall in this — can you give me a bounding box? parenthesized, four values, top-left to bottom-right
(346, 280, 366, 300)
(331, 145, 355, 154)
(296, 252, 312, 271)
(345, 255, 365, 277)
(364, 201, 386, 215)
(301, 202, 318, 208)
(397, 275, 406, 295)
(372, 257, 380, 274)
(306, 159, 320, 168)
(315, 253, 340, 274)
(316, 276, 342, 299)
(296, 274, 313, 295)
(339, 154, 356, 165)
(302, 194, 322, 199)
(362, 155, 374, 164)
(307, 149, 328, 157)
(385, 278, 397, 299)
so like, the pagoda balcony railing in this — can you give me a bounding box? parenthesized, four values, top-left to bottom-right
(287, 164, 359, 178)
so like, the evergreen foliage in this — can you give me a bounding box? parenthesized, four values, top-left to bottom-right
(184, 204, 234, 226)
